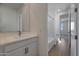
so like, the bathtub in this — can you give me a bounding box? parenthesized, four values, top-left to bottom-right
(48, 37, 57, 52)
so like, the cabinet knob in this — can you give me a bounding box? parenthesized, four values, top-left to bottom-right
(25, 47, 28, 54)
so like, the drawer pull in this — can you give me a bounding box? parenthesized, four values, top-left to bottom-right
(25, 47, 28, 54)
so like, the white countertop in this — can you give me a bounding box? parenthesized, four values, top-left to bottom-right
(0, 32, 38, 45)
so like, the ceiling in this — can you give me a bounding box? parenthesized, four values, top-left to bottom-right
(48, 3, 70, 17)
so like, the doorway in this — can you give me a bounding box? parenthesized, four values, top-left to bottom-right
(48, 3, 78, 56)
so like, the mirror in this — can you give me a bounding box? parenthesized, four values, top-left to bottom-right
(0, 3, 27, 32)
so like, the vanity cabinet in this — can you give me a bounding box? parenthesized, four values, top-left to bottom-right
(7, 41, 37, 56)
(0, 37, 38, 56)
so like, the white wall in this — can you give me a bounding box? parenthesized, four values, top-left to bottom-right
(0, 5, 19, 32)
(48, 4, 60, 41)
(29, 3, 48, 56)
(30, 4, 39, 32)
(48, 16, 55, 38)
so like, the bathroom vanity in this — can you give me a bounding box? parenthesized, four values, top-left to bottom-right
(0, 32, 38, 56)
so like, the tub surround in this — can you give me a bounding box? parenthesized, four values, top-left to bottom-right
(0, 32, 38, 46)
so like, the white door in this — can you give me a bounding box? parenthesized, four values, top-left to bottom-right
(71, 4, 78, 56)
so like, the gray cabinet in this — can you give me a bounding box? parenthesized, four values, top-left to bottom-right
(0, 37, 38, 56)
(7, 41, 37, 56)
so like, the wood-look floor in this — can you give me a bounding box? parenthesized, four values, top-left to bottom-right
(48, 38, 70, 56)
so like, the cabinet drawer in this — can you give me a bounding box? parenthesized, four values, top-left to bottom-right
(6, 41, 37, 56)
(27, 41, 38, 56)
(4, 38, 37, 53)
(6, 46, 28, 56)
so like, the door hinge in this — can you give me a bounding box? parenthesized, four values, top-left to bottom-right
(75, 8, 78, 12)
(75, 35, 78, 40)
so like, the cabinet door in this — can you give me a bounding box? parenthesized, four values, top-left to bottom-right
(0, 46, 4, 56)
(26, 41, 38, 56)
(6, 47, 29, 56)
(6, 42, 37, 56)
